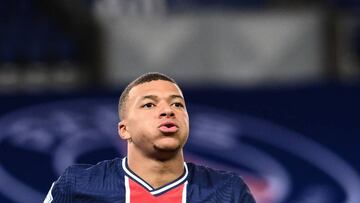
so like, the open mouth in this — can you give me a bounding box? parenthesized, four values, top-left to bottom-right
(159, 122, 178, 133)
(164, 123, 175, 128)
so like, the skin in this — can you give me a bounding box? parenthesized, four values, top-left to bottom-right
(118, 80, 189, 188)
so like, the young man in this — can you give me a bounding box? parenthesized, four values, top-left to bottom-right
(45, 72, 256, 203)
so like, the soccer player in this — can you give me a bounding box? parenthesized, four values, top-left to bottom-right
(44, 72, 256, 203)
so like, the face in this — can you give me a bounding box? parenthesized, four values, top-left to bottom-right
(119, 80, 189, 157)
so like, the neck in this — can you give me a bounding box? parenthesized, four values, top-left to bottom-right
(127, 147, 185, 189)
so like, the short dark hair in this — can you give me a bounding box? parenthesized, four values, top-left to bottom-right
(118, 72, 178, 120)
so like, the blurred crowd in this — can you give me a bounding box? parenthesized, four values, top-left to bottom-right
(0, 0, 359, 91)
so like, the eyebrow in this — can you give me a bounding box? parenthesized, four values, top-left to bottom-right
(141, 94, 184, 101)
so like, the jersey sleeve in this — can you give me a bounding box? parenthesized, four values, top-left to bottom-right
(233, 176, 256, 203)
(43, 166, 76, 203)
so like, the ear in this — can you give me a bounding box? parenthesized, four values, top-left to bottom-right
(118, 120, 131, 140)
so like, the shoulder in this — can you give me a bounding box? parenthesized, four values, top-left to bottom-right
(187, 162, 245, 186)
(64, 157, 122, 180)
(54, 158, 123, 192)
(186, 163, 256, 203)
(72, 157, 122, 176)
(45, 158, 124, 202)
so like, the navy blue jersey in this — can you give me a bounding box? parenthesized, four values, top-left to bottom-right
(44, 157, 256, 203)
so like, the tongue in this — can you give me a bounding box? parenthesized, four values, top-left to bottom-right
(159, 125, 178, 133)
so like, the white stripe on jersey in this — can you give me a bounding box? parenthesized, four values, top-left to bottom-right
(43, 182, 55, 203)
(122, 158, 153, 191)
(182, 181, 188, 203)
(125, 176, 130, 203)
(150, 163, 188, 195)
(122, 157, 189, 196)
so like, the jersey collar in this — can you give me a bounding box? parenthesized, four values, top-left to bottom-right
(122, 157, 188, 195)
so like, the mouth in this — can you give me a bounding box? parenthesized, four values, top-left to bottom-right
(158, 122, 179, 133)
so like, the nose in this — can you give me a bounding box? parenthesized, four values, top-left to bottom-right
(159, 105, 175, 118)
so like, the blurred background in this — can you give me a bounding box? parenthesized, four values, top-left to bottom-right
(0, 0, 359, 203)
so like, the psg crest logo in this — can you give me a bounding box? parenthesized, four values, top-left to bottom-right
(0, 99, 359, 203)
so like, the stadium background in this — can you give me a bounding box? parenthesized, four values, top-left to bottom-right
(0, 0, 359, 203)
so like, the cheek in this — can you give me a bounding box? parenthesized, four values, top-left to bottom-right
(180, 113, 189, 126)
(128, 117, 156, 135)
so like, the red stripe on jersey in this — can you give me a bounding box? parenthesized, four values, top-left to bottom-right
(128, 178, 185, 203)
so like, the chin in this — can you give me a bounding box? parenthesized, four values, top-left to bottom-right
(154, 144, 181, 152)
(156, 136, 183, 149)
(152, 146, 182, 161)
(153, 142, 183, 155)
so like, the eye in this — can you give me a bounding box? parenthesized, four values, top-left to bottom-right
(173, 102, 184, 108)
(142, 103, 155, 108)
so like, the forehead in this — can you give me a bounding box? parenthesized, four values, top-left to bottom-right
(128, 80, 183, 101)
